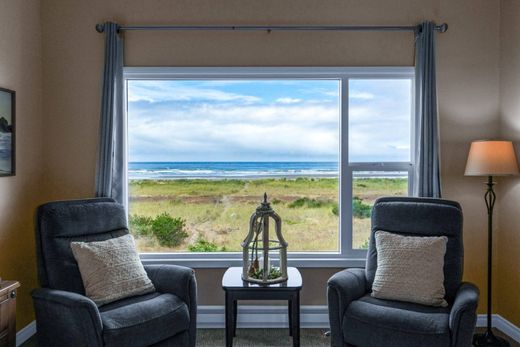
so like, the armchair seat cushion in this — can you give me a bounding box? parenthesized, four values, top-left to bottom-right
(100, 292, 190, 347)
(343, 294, 451, 347)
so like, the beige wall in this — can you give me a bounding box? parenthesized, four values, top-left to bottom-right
(0, 0, 43, 329)
(497, 0, 520, 328)
(0, 0, 513, 336)
(1, 0, 518, 334)
(39, 0, 501, 314)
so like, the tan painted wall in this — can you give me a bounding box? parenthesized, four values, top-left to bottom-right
(39, 0, 501, 315)
(0, 0, 43, 329)
(0, 0, 516, 334)
(497, 0, 520, 328)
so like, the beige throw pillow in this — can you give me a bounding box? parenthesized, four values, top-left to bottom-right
(371, 230, 448, 307)
(71, 234, 155, 306)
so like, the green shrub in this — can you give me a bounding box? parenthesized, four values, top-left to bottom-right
(288, 198, 305, 208)
(151, 213, 188, 247)
(360, 239, 370, 249)
(288, 197, 327, 209)
(188, 238, 225, 252)
(307, 199, 326, 208)
(287, 197, 369, 217)
(353, 197, 372, 218)
(331, 203, 339, 216)
(129, 214, 153, 237)
(329, 199, 370, 218)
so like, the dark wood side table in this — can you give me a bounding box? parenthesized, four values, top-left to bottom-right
(0, 281, 20, 347)
(222, 267, 302, 347)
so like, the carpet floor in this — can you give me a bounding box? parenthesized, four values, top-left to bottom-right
(197, 329, 329, 347)
(21, 328, 519, 346)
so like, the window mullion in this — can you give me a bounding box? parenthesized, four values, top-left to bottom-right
(340, 76, 351, 257)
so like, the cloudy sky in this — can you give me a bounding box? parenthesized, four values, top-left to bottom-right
(127, 78, 411, 163)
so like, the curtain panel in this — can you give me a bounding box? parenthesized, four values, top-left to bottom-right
(413, 21, 442, 198)
(95, 22, 125, 204)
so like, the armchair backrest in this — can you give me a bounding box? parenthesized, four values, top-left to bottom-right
(366, 196, 463, 302)
(36, 198, 128, 294)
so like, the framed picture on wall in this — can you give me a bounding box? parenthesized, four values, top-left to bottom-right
(0, 87, 15, 176)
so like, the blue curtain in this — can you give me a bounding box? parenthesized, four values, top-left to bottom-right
(413, 21, 442, 198)
(95, 22, 125, 204)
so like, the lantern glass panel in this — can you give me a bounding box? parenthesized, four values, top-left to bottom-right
(242, 194, 288, 284)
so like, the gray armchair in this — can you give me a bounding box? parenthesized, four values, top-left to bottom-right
(32, 198, 197, 347)
(328, 197, 479, 347)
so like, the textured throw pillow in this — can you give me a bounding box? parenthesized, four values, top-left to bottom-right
(371, 230, 448, 307)
(71, 234, 155, 306)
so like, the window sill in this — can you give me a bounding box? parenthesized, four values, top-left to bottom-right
(140, 254, 366, 268)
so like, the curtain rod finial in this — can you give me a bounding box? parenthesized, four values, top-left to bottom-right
(438, 23, 448, 33)
(95, 23, 105, 33)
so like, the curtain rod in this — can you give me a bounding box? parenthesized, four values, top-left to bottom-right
(95, 23, 448, 34)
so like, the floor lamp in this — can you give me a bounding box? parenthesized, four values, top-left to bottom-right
(465, 140, 519, 347)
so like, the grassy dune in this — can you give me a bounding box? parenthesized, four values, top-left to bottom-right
(128, 177, 407, 252)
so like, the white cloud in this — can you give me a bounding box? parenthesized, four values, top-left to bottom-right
(127, 79, 412, 162)
(128, 101, 339, 162)
(127, 81, 260, 104)
(350, 91, 375, 100)
(276, 97, 303, 104)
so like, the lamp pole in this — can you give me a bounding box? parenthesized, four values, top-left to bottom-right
(465, 140, 519, 346)
(473, 176, 508, 347)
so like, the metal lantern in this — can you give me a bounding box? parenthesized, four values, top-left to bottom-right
(241, 193, 288, 284)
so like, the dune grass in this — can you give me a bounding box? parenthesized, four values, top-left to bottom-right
(128, 177, 407, 252)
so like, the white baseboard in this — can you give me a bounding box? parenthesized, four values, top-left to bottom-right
(197, 305, 329, 329)
(16, 320, 36, 346)
(16, 307, 520, 344)
(477, 314, 520, 343)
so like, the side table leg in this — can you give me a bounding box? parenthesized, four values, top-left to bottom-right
(291, 293, 300, 347)
(233, 300, 238, 337)
(225, 292, 234, 347)
(288, 300, 292, 336)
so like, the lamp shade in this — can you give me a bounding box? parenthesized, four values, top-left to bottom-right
(465, 140, 519, 176)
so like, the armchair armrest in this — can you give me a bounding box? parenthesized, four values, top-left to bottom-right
(144, 264, 197, 347)
(144, 264, 196, 305)
(32, 288, 103, 346)
(327, 268, 367, 347)
(449, 282, 480, 347)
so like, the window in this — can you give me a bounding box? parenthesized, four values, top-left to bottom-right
(124, 68, 414, 267)
(348, 79, 413, 252)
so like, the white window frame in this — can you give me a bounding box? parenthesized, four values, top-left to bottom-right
(124, 67, 415, 268)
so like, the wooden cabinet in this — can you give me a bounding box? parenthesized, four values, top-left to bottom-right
(0, 281, 19, 347)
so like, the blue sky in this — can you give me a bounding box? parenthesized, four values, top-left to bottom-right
(128, 79, 411, 162)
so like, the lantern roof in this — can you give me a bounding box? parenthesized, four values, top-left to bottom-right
(255, 192, 274, 214)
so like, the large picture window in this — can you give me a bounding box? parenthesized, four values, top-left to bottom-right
(125, 68, 413, 267)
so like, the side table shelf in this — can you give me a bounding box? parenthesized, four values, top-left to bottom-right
(0, 281, 20, 347)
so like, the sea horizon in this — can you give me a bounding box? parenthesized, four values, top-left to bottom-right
(128, 161, 406, 180)
(129, 161, 338, 180)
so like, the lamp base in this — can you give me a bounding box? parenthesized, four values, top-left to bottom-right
(473, 330, 510, 347)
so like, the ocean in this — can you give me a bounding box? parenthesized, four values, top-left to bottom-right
(128, 162, 407, 180)
(129, 162, 338, 180)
